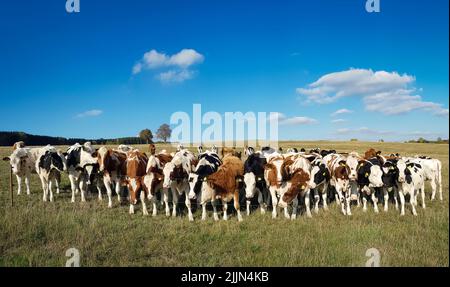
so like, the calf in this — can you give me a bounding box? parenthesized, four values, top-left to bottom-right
(143, 150, 173, 216)
(203, 153, 244, 221)
(409, 156, 443, 203)
(94, 147, 128, 208)
(309, 156, 331, 213)
(278, 154, 312, 219)
(35, 146, 66, 202)
(396, 159, 425, 216)
(126, 149, 149, 215)
(243, 153, 268, 215)
(323, 153, 352, 215)
(163, 149, 197, 221)
(346, 152, 362, 205)
(380, 157, 400, 212)
(188, 148, 222, 220)
(356, 158, 384, 213)
(264, 153, 286, 219)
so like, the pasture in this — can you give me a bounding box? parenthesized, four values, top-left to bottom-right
(0, 141, 448, 267)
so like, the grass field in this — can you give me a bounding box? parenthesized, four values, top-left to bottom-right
(0, 141, 448, 267)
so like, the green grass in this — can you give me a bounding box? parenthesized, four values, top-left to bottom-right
(0, 141, 448, 266)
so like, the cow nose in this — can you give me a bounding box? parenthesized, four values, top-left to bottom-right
(188, 192, 196, 200)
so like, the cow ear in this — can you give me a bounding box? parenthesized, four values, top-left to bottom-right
(3, 156, 10, 161)
(92, 151, 98, 157)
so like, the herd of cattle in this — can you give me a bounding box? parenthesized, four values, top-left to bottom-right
(2, 141, 444, 220)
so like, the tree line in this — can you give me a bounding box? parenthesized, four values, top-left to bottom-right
(0, 124, 172, 146)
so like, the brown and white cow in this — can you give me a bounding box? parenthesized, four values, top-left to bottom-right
(203, 152, 244, 221)
(263, 153, 288, 219)
(278, 154, 312, 219)
(143, 148, 173, 216)
(323, 153, 352, 215)
(125, 149, 149, 215)
(93, 146, 127, 208)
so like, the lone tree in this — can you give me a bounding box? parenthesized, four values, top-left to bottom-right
(156, 124, 172, 143)
(139, 129, 153, 144)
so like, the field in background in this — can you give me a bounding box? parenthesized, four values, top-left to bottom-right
(0, 141, 448, 266)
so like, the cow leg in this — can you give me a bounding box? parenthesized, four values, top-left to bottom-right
(270, 188, 278, 219)
(41, 176, 48, 202)
(291, 196, 298, 220)
(103, 177, 113, 208)
(97, 180, 103, 201)
(438, 169, 443, 201)
(234, 191, 243, 222)
(420, 183, 426, 209)
(48, 179, 54, 202)
(185, 190, 194, 221)
(151, 194, 158, 217)
(24, 173, 31, 195)
(322, 190, 329, 211)
(79, 180, 87, 202)
(140, 191, 148, 216)
(171, 188, 178, 217)
(410, 191, 418, 216)
(394, 189, 399, 210)
(336, 189, 346, 215)
(16, 175, 22, 195)
(304, 189, 312, 218)
(129, 203, 135, 214)
(383, 188, 389, 212)
(115, 179, 121, 203)
(54, 173, 61, 194)
(362, 194, 368, 212)
(246, 200, 251, 216)
(201, 203, 207, 220)
(314, 190, 320, 214)
(69, 174, 77, 203)
(258, 191, 266, 214)
(371, 192, 379, 213)
(399, 191, 405, 216)
(163, 188, 170, 216)
(223, 202, 228, 221)
(212, 199, 219, 221)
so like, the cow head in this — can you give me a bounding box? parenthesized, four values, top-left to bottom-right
(278, 169, 310, 208)
(345, 153, 360, 181)
(5, 148, 29, 175)
(188, 173, 203, 200)
(381, 160, 399, 188)
(396, 159, 412, 184)
(357, 160, 383, 188)
(309, 162, 329, 189)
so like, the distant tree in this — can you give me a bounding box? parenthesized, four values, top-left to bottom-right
(139, 129, 153, 144)
(379, 139, 384, 143)
(417, 137, 427, 143)
(156, 124, 172, 143)
(437, 137, 443, 143)
(350, 138, 358, 142)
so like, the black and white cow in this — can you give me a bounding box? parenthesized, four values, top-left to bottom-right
(356, 158, 384, 213)
(65, 142, 101, 203)
(188, 148, 222, 220)
(408, 156, 443, 204)
(308, 156, 331, 213)
(243, 153, 268, 215)
(380, 158, 400, 212)
(396, 159, 425, 216)
(35, 145, 66, 202)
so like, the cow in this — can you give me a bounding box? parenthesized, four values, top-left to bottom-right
(65, 142, 101, 203)
(13, 141, 25, 150)
(93, 146, 128, 208)
(396, 159, 425, 216)
(409, 156, 443, 203)
(163, 148, 197, 221)
(116, 144, 133, 153)
(203, 153, 244, 221)
(243, 153, 268, 215)
(346, 152, 363, 205)
(380, 157, 400, 212)
(187, 147, 222, 220)
(35, 145, 66, 202)
(308, 156, 331, 213)
(125, 149, 149, 215)
(143, 149, 173, 216)
(264, 153, 286, 219)
(356, 157, 384, 213)
(278, 154, 312, 219)
(322, 153, 352, 215)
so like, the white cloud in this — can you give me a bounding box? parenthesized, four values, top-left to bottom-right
(296, 68, 448, 116)
(132, 49, 204, 83)
(76, 109, 103, 118)
(157, 69, 195, 83)
(331, 108, 353, 117)
(331, 119, 347, 124)
(268, 112, 318, 126)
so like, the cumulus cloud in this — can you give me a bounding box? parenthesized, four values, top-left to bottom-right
(296, 68, 448, 116)
(132, 49, 204, 83)
(76, 109, 103, 118)
(267, 112, 318, 126)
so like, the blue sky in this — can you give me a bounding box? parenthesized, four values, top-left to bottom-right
(0, 0, 448, 142)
